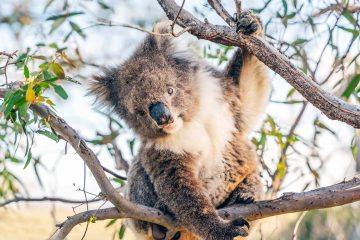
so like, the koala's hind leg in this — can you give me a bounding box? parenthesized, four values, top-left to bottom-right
(225, 10, 269, 133)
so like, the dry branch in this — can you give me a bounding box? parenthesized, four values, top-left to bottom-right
(51, 177, 360, 239)
(157, 0, 360, 128)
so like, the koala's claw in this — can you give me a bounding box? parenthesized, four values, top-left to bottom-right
(207, 219, 250, 240)
(236, 191, 256, 204)
(233, 218, 250, 230)
(234, 10, 261, 35)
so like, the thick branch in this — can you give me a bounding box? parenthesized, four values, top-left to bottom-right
(157, 0, 360, 128)
(51, 177, 360, 239)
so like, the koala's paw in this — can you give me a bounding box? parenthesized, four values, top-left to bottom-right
(207, 218, 250, 240)
(236, 188, 257, 205)
(224, 187, 257, 207)
(234, 10, 262, 35)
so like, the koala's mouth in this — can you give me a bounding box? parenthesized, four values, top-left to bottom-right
(159, 114, 183, 134)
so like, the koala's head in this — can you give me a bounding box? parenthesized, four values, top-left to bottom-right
(90, 22, 200, 139)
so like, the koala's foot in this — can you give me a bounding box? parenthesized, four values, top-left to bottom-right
(234, 10, 262, 35)
(207, 218, 250, 240)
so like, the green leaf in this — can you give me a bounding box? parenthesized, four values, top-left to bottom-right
(43, 0, 55, 12)
(24, 65, 30, 78)
(18, 103, 29, 122)
(338, 26, 359, 39)
(286, 88, 296, 98)
(4, 91, 23, 118)
(281, 0, 288, 15)
(15, 53, 27, 68)
(63, 31, 73, 42)
(105, 219, 117, 228)
(342, 74, 360, 99)
(50, 17, 66, 34)
(112, 177, 125, 187)
(118, 224, 126, 240)
(314, 119, 336, 135)
(46, 11, 84, 21)
(0, 90, 14, 112)
(24, 151, 32, 169)
(292, 38, 308, 46)
(69, 21, 86, 38)
(49, 63, 65, 79)
(51, 84, 68, 100)
(342, 10, 357, 26)
(37, 130, 60, 142)
(9, 157, 23, 164)
(97, 0, 112, 10)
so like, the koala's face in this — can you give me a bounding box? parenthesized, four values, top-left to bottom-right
(117, 56, 199, 139)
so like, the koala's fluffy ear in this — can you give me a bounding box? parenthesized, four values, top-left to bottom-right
(144, 20, 175, 53)
(89, 67, 120, 109)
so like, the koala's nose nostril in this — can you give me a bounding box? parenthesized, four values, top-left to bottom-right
(149, 102, 172, 126)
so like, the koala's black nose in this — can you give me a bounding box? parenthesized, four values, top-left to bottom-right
(149, 102, 173, 126)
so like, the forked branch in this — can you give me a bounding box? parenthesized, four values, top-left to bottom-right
(157, 0, 360, 128)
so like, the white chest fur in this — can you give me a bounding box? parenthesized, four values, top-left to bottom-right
(153, 69, 235, 176)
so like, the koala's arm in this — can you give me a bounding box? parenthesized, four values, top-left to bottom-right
(126, 157, 159, 235)
(225, 11, 269, 133)
(140, 147, 249, 240)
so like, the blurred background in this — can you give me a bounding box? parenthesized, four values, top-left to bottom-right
(0, 0, 359, 239)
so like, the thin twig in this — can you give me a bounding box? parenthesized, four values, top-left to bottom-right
(111, 141, 129, 173)
(271, 102, 308, 193)
(80, 162, 89, 240)
(235, 0, 242, 16)
(102, 165, 127, 180)
(208, 0, 235, 26)
(170, 0, 192, 37)
(0, 196, 102, 208)
(0, 50, 18, 86)
(82, 21, 170, 36)
(292, 211, 307, 240)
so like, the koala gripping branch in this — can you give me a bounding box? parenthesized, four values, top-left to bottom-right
(157, 0, 360, 129)
(1, 87, 360, 239)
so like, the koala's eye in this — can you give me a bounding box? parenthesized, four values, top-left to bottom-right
(135, 109, 145, 116)
(167, 87, 174, 96)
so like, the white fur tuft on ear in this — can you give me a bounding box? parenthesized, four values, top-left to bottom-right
(152, 20, 172, 34)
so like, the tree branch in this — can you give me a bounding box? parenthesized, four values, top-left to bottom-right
(157, 0, 360, 128)
(0, 88, 176, 232)
(50, 177, 360, 239)
(207, 0, 235, 26)
(0, 196, 101, 208)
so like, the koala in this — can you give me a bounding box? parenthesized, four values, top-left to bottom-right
(90, 11, 268, 240)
